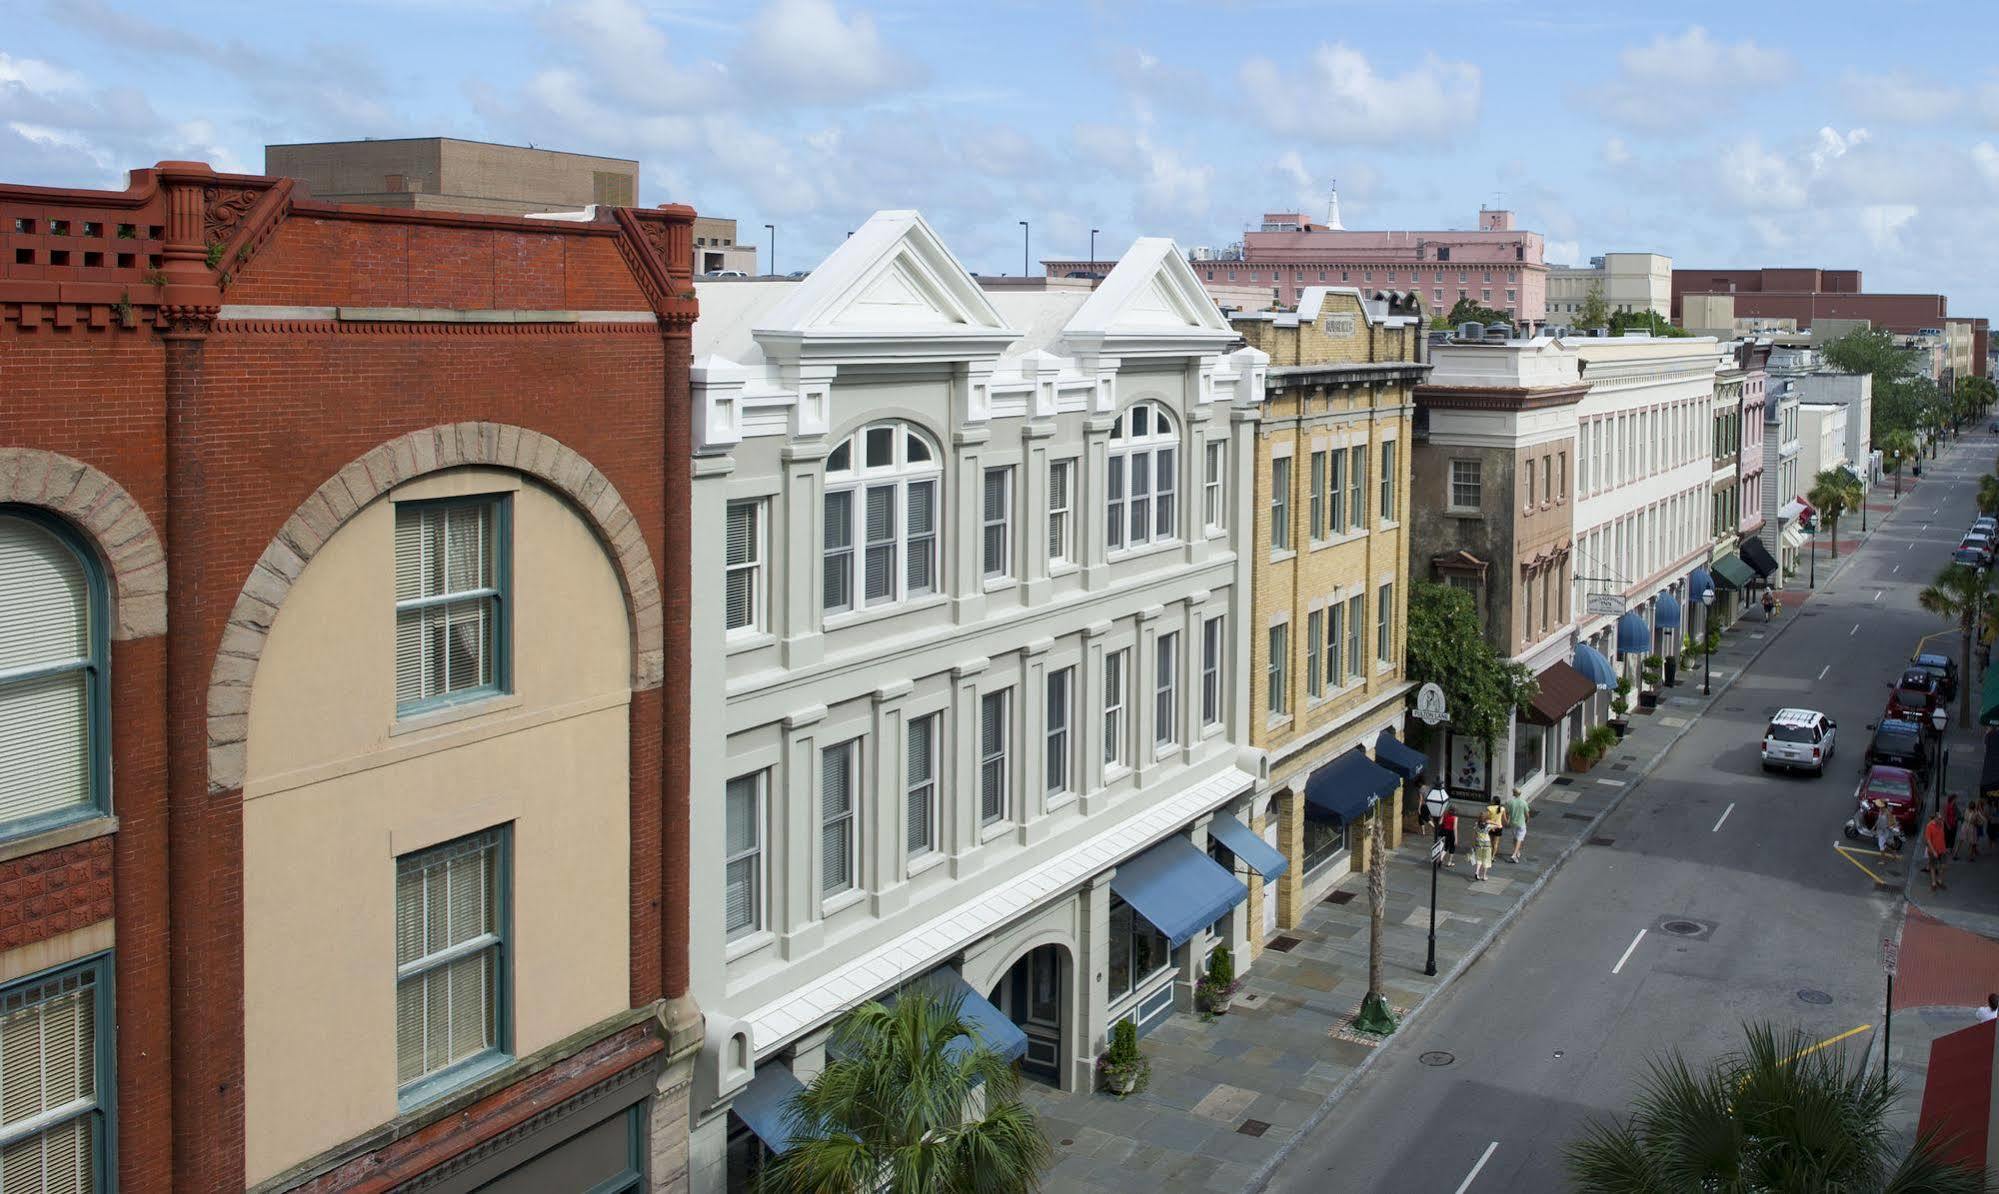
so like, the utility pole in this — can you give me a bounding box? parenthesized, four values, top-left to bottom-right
(764, 224, 774, 277)
(1019, 221, 1029, 279)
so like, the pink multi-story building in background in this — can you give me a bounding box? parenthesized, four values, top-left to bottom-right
(1044, 198, 1551, 324)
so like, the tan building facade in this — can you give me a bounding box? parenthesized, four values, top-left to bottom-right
(1546, 252, 1672, 324)
(265, 137, 639, 215)
(1231, 289, 1427, 940)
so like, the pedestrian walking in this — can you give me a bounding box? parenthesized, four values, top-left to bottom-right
(1761, 591, 1776, 620)
(1504, 790, 1530, 864)
(1979, 994, 1999, 1024)
(1436, 807, 1458, 869)
(1873, 799, 1897, 855)
(1925, 814, 1950, 892)
(1474, 800, 1503, 881)
(1945, 792, 1962, 859)
(1963, 799, 1985, 862)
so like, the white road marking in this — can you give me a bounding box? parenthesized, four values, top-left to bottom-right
(1612, 929, 1648, 975)
(1714, 803, 1735, 832)
(1455, 1142, 1500, 1194)
(1894, 564, 1901, 573)
(1875, 591, 1883, 602)
(1851, 624, 1860, 636)
(1819, 664, 1831, 680)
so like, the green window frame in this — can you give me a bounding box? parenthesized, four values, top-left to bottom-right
(393, 495, 511, 717)
(0, 506, 111, 841)
(396, 827, 512, 1109)
(0, 952, 115, 1193)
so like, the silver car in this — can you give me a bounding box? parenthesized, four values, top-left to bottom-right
(1761, 708, 1836, 775)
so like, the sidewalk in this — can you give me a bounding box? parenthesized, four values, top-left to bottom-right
(1023, 568, 1831, 1192)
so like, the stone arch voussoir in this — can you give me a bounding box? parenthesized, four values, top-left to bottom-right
(205, 422, 664, 794)
(0, 447, 167, 640)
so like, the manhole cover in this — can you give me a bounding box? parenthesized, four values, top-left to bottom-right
(1798, 989, 1834, 1005)
(1419, 1051, 1455, 1067)
(1589, 835, 1616, 847)
(1266, 935, 1302, 953)
(1553, 777, 1575, 787)
(1661, 920, 1704, 937)
(1610, 763, 1632, 772)
(1237, 1119, 1271, 1137)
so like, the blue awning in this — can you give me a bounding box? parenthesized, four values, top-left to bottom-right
(1573, 643, 1616, 690)
(1110, 835, 1249, 949)
(733, 1063, 807, 1155)
(1688, 567, 1715, 604)
(899, 968, 1029, 1063)
(1207, 811, 1289, 881)
(1373, 729, 1427, 781)
(1616, 611, 1651, 655)
(1302, 749, 1401, 824)
(1654, 589, 1681, 631)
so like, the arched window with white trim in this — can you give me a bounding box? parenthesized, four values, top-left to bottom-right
(0, 509, 107, 837)
(1107, 401, 1179, 552)
(823, 422, 941, 615)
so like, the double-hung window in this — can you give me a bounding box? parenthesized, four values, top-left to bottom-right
(1328, 449, 1346, 532)
(1046, 669, 1072, 796)
(395, 497, 508, 714)
(906, 715, 938, 858)
(1377, 582, 1395, 664)
(1305, 610, 1323, 698)
(1047, 460, 1074, 566)
(1200, 617, 1224, 727)
(1104, 650, 1128, 768)
(820, 741, 857, 897)
(982, 467, 1013, 581)
(1380, 440, 1397, 520)
(1153, 634, 1178, 749)
(1270, 458, 1292, 551)
(980, 690, 1010, 825)
(1308, 450, 1327, 540)
(1326, 600, 1344, 687)
(0, 511, 107, 837)
(1267, 624, 1288, 717)
(1449, 459, 1482, 510)
(0, 957, 111, 1191)
(724, 499, 765, 635)
(1345, 594, 1365, 680)
(1347, 446, 1366, 531)
(1108, 402, 1179, 550)
(1203, 441, 1226, 532)
(396, 828, 508, 1102)
(724, 773, 765, 939)
(823, 423, 939, 616)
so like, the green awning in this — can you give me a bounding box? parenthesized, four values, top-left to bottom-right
(1981, 662, 1999, 727)
(1711, 554, 1756, 591)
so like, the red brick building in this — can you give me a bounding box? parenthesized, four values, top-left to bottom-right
(0, 162, 698, 1191)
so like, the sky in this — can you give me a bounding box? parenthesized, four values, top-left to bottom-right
(6, 0, 1999, 315)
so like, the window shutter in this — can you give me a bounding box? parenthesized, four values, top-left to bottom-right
(820, 748, 851, 890)
(0, 519, 88, 672)
(393, 507, 425, 602)
(0, 672, 89, 826)
(725, 503, 755, 569)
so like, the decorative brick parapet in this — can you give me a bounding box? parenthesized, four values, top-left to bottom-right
(0, 447, 167, 639)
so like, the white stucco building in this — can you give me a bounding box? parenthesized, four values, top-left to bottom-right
(682, 212, 1272, 1190)
(1797, 402, 1850, 484)
(1546, 252, 1673, 324)
(1761, 376, 1806, 576)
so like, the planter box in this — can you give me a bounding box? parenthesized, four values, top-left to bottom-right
(1567, 750, 1595, 774)
(1638, 690, 1660, 710)
(1610, 720, 1630, 739)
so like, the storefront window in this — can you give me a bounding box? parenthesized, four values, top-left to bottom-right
(1303, 815, 1348, 876)
(1513, 723, 1548, 786)
(1107, 895, 1171, 1004)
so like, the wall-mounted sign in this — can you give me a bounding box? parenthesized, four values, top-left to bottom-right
(1322, 314, 1357, 338)
(1585, 593, 1626, 616)
(1414, 683, 1449, 726)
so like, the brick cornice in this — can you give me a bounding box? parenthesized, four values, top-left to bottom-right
(1415, 382, 1590, 411)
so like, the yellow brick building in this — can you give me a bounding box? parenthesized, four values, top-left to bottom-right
(1231, 289, 1428, 950)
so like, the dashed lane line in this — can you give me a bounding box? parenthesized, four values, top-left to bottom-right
(1612, 929, 1647, 975)
(1455, 1142, 1499, 1194)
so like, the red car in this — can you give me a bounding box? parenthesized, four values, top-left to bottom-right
(1886, 668, 1940, 722)
(1853, 765, 1921, 836)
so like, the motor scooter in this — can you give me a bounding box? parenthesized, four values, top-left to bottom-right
(1844, 798, 1909, 852)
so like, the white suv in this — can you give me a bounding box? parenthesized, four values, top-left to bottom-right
(1761, 708, 1836, 776)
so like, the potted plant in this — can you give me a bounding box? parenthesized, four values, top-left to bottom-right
(1638, 655, 1663, 709)
(1590, 725, 1619, 757)
(1567, 733, 1600, 774)
(1610, 677, 1632, 737)
(1197, 946, 1241, 1015)
(1097, 1019, 1150, 1096)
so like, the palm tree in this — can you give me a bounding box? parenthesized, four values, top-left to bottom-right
(1566, 1023, 1986, 1193)
(1880, 429, 1917, 497)
(761, 991, 1052, 1194)
(1978, 473, 1999, 518)
(1919, 562, 1997, 727)
(1806, 468, 1864, 559)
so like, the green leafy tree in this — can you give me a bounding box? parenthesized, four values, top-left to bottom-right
(1565, 1022, 1986, 1193)
(1574, 284, 1610, 332)
(762, 992, 1053, 1194)
(1806, 468, 1864, 559)
(1978, 474, 1999, 517)
(1606, 309, 1689, 337)
(1820, 326, 1919, 382)
(1445, 296, 1514, 329)
(1879, 428, 1917, 496)
(1405, 581, 1537, 746)
(1919, 562, 1999, 727)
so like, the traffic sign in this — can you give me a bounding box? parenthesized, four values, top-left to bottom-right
(1414, 683, 1448, 725)
(1881, 936, 1900, 977)
(1430, 838, 1446, 863)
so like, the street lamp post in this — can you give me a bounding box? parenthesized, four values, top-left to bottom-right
(1931, 706, 1949, 814)
(1423, 784, 1449, 977)
(1019, 220, 1029, 278)
(1701, 585, 1716, 696)
(1809, 523, 1818, 589)
(1090, 228, 1099, 270)
(764, 224, 774, 277)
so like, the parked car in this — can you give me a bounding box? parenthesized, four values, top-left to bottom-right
(1911, 652, 1959, 701)
(1863, 717, 1930, 779)
(1959, 534, 1994, 565)
(1887, 668, 1941, 721)
(1761, 707, 1837, 775)
(1954, 546, 1989, 567)
(1857, 765, 1921, 834)
(700, 269, 750, 279)
(1972, 516, 1997, 537)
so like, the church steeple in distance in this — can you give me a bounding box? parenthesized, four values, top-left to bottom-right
(1325, 178, 1344, 230)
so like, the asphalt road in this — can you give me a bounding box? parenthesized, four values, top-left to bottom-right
(1267, 433, 1993, 1193)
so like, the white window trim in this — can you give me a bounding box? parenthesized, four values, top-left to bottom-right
(822, 423, 941, 620)
(1107, 401, 1181, 555)
(1046, 668, 1073, 801)
(979, 690, 1011, 827)
(724, 498, 766, 640)
(905, 714, 939, 862)
(819, 740, 859, 904)
(1202, 440, 1227, 535)
(1153, 633, 1179, 753)
(1104, 649, 1129, 772)
(1200, 616, 1224, 731)
(982, 465, 1014, 583)
(1047, 458, 1075, 569)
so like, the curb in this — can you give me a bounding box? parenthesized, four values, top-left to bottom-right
(1244, 472, 1913, 1191)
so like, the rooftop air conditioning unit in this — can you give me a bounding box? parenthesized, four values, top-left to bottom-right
(1457, 322, 1486, 342)
(1486, 322, 1512, 341)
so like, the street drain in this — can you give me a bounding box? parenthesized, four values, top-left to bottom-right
(1798, 989, 1834, 1005)
(1419, 1051, 1455, 1067)
(1725, 705, 1746, 712)
(1610, 763, 1633, 772)
(1553, 777, 1575, 787)
(1237, 1119, 1271, 1137)
(1266, 935, 1302, 953)
(1661, 920, 1704, 937)
(1325, 891, 1356, 906)
(1563, 811, 1593, 821)
(1589, 835, 1616, 847)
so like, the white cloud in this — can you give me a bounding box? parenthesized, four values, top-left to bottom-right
(549, 0, 723, 108)
(0, 53, 85, 95)
(1718, 138, 1808, 210)
(1601, 136, 1631, 166)
(1843, 70, 1963, 123)
(735, 0, 911, 105)
(1239, 44, 1479, 145)
(1544, 239, 1582, 267)
(1586, 26, 1791, 132)
(1807, 126, 1869, 173)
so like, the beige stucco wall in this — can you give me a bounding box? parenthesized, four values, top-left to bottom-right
(241, 468, 634, 1185)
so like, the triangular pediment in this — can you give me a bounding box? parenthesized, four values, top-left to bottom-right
(1064, 238, 1233, 345)
(754, 211, 1012, 351)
